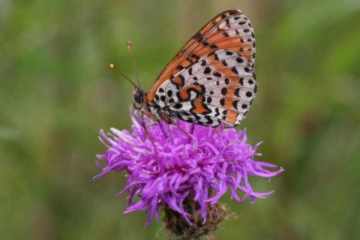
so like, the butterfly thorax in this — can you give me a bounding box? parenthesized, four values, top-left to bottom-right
(132, 88, 146, 110)
(133, 88, 174, 123)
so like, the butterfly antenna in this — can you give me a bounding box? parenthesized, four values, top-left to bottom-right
(108, 63, 138, 88)
(127, 41, 141, 88)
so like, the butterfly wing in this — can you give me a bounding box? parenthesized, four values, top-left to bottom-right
(146, 9, 257, 127)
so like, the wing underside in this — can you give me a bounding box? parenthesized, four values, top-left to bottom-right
(147, 9, 257, 127)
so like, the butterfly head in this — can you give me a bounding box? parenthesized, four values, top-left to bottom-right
(133, 88, 146, 110)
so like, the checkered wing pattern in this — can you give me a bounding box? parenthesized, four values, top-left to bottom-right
(145, 9, 257, 127)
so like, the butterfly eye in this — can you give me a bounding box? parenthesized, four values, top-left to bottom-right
(133, 89, 144, 109)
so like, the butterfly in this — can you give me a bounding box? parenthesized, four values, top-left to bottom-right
(133, 9, 257, 127)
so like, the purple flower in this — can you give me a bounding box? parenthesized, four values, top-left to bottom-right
(95, 115, 283, 224)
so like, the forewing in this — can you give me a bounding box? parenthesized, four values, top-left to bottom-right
(148, 9, 257, 127)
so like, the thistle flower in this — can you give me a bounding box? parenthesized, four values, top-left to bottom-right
(95, 114, 283, 238)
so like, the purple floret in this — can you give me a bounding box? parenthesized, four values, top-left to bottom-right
(95, 115, 283, 224)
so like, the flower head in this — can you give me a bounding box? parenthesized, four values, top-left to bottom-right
(95, 115, 283, 224)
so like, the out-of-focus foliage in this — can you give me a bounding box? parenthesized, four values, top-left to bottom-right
(1, 0, 359, 239)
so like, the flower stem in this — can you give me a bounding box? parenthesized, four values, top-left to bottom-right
(164, 199, 226, 240)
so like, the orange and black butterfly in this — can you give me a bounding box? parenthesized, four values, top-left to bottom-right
(133, 9, 257, 127)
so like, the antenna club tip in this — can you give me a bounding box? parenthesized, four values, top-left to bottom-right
(127, 40, 133, 50)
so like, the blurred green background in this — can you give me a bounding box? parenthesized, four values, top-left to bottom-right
(1, 0, 360, 239)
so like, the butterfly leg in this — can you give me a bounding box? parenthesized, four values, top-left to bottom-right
(158, 120, 169, 139)
(173, 120, 197, 144)
(189, 124, 195, 134)
(136, 112, 160, 154)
